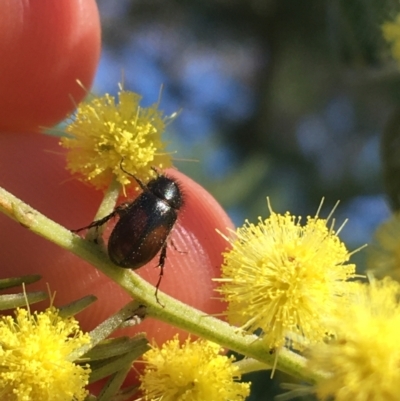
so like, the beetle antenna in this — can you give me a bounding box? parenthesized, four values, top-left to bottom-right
(151, 166, 163, 177)
(119, 158, 146, 190)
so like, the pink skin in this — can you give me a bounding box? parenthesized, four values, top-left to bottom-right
(0, 0, 101, 132)
(0, 0, 234, 393)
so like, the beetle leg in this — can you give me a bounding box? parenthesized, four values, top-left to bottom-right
(154, 242, 168, 306)
(71, 202, 131, 233)
(170, 238, 187, 254)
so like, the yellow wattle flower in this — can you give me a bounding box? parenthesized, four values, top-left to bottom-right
(139, 335, 250, 401)
(61, 87, 173, 190)
(215, 200, 357, 350)
(308, 277, 400, 401)
(0, 306, 91, 401)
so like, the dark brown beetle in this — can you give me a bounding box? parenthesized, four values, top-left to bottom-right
(73, 167, 183, 303)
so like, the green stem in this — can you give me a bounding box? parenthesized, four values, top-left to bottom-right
(93, 178, 121, 221)
(0, 185, 319, 383)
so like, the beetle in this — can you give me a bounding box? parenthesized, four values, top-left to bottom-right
(73, 166, 184, 304)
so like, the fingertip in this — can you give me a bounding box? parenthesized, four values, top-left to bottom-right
(0, 0, 101, 132)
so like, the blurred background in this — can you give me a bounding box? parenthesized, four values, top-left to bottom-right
(94, 1, 400, 399)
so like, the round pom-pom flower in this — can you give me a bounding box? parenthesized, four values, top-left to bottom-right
(0, 306, 91, 401)
(139, 335, 250, 401)
(215, 200, 357, 350)
(307, 278, 400, 401)
(61, 87, 174, 190)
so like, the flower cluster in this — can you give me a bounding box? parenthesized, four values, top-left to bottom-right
(139, 336, 250, 401)
(61, 88, 173, 190)
(0, 306, 91, 401)
(51, 79, 400, 400)
(216, 201, 356, 350)
(307, 277, 400, 401)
